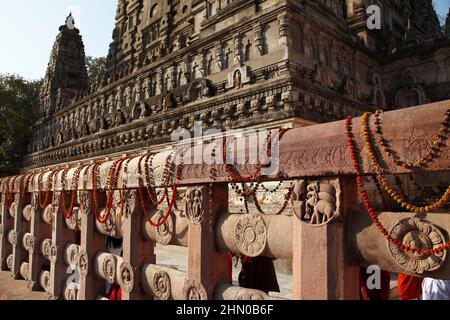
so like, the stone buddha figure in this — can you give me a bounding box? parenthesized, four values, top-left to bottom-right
(234, 70, 242, 89)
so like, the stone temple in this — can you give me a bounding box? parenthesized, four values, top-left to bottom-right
(27, 0, 450, 168)
(1, 0, 450, 300)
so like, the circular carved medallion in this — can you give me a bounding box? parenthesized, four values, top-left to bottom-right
(153, 271, 171, 300)
(78, 251, 89, 278)
(41, 239, 52, 260)
(9, 203, 16, 218)
(64, 285, 79, 301)
(235, 291, 265, 300)
(22, 233, 35, 253)
(40, 271, 50, 293)
(20, 262, 29, 280)
(388, 218, 448, 274)
(8, 230, 17, 247)
(102, 254, 117, 284)
(234, 215, 267, 257)
(65, 244, 80, 267)
(23, 205, 32, 222)
(182, 279, 207, 300)
(6, 255, 13, 270)
(154, 210, 174, 246)
(118, 262, 134, 293)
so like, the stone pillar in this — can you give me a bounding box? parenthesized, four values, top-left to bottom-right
(78, 191, 107, 300)
(186, 184, 229, 300)
(11, 194, 28, 279)
(49, 192, 78, 300)
(120, 189, 155, 300)
(292, 177, 360, 300)
(278, 12, 292, 48)
(0, 194, 13, 270)
(28, 193, 52, 291)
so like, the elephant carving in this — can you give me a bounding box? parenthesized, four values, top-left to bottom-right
(305, 181, 337, 225)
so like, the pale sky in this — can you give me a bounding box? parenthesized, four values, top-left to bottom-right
(0, 0, 449, 81)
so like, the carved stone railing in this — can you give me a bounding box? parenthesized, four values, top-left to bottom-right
(1, 100, 449, 300)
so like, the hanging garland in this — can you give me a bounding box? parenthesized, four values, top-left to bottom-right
(38, 170, 56, 209)
(5, 175, 18, 209)
(222, 128, 290, 184)
(139, 154, 158, 205)
(346, 116, 450, 257)
(139, 149, 183, 228)
(61, 165, 88, 219)
(361, 112, 450, 213)
(223, 128, 291, 214)
(373, 109, 450, 169)
(91, 157, 129, 224)
(253, 182, 294, 216)
(371, 174, 391, 211)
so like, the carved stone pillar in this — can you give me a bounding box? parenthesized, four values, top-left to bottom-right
(28, 193, 52, 291)
(186, 184, 229, 300)
(49, 192, 78, 299)
(0, 194, 13, 270)
(11, 194, 28, 279)
(78, 191, 107, 300)
(278, 12, 292, 48)
(120, 189, 155, 300)
(292, 177, 360, 300)
(253, 23, 265, 56)
(215, 43, 223, 72)
(233, 34, 243, 66)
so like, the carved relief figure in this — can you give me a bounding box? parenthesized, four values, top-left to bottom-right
(234, 70, 242, 89)
(305, 181, 338, 225)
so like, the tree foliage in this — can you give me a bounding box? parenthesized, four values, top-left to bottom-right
(0, 74, 41, 176)
(85, 56, 107, 87)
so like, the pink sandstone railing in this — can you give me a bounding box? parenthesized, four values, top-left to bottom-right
(0, 100, 449, 300)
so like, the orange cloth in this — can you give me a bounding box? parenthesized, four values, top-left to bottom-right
(398, 274, 423, 300)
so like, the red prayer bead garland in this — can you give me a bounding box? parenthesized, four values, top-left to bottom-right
(345, 116, 450, 257)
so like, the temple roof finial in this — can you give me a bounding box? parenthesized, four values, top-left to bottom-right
(65, 12, 75, 30)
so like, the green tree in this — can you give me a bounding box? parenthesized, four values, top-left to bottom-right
(0, 74, 41, 176)
(85, 56, 107, 87)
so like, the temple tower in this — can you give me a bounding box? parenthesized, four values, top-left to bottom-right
(39, 14, 88, 119)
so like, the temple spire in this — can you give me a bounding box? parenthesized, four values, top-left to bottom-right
(39, 15, 88, 118)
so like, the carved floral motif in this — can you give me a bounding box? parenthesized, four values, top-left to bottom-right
(78, 251, 89, 278)
(6, 255, 13, 270)
(64, 285, 79, 300)
(20, 262, 29, 281)
(235, 215, 267, 257)
(8, 230, 17, 247)
(388, 218, 448, 274)
(182, 279, 207, 300)
(154, 210, 174, 245)
(101, 254, 117, 284)
(235, 291, 265, 300)
(22, 233, 35, 253)
(153, 270, 171, 300)
(23, 205, 32, 222)
(65, 244, 80, 267)
(118, 262, 134, 293)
